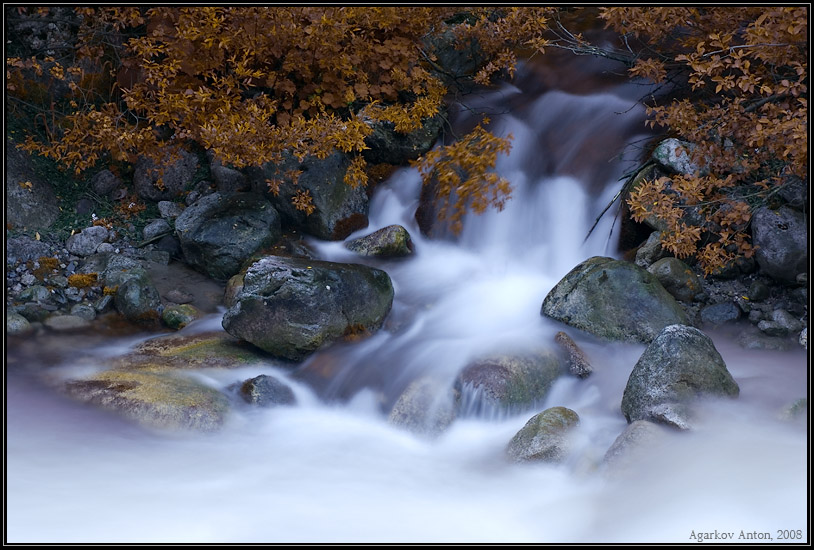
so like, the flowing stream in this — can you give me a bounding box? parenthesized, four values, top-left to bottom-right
(6, 57, 808, 544)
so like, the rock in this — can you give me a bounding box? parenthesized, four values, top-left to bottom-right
(542, 256, 689, 343)
(123, 331, 274, 370)
(90, 169, 123, 198)
(345, 224, 414, 257)
(164, 289, 194, 304)
(699, 301, 741, 327)
(161, 303, 201, 330)
(248, 150, 369, 240)
(16, 302, 51, 322)
(155, 235, 182, 258)
(222, 256, 394, 361)
(738, 327, 794, 351)
(158, 200, 185, 219)
(66, 226, 110, 257)
(175, 192, 282, 281)
(777, 174, 807, 210)
(602, 420, 671, 476)
(62, 369, 230, 432)
(779, 398, 807, 421)
(361, 109, 444, 165)
(20, 272, 37, 286)
(454, 350, 562, 417)
(6, 311, 32, 335)
(69, 303, 96, 321)
(43, 314, 91, 331)
(115, 277, 162, 325)
(388, 376, 460, 437)
(224, 272, 245, 308)
(18, 285, 51, 303)
(94, 295, 114, 313)
(757, 320, 788, 337)
(621, 325, 740, 429)
(423, 24, 487, 90)
(209, 151, 250, 192)
(747, 280, 770, 301)
(800, 328, 807, 349)
(134, 148, 199, 202)
(6, 235, 52, 265)
(236, 374, 296, 407)
(647, 257, 702, 302)
(751, 206, 808, 283)
(553, 331, 593, 378)
(96, 242, 115, 255)
(506, 407, 580, 463)
(770, 309, 803, 333)
(142, 218, 172, 241)
(5, 138, 60, 231)
(100, 254, 145, 288)
(634, 231, 668, 268)
(651, 138, 708, 176)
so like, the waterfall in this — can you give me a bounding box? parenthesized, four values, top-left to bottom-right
(6, 59, 807, 544)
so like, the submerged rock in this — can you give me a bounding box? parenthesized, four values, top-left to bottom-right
(621, 324, 739, 429)
(236, 374, 296, 407)
(602, 420, 671, 476)
(455, 350, 562, 418)
(63, 369, 229, 432)
(388, 376, 460, 437)
(123, 331, 274, 371)
(553, 331, 593, 378)
(6, 311, 32, 335)
(506, 406, 580, 463)
(542, 256, 689, 343)
(222, 256, 394, 361)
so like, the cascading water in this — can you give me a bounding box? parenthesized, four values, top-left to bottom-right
(6, 58, 808, 544)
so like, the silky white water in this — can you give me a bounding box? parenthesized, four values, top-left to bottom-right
(6, 60, 808, 544)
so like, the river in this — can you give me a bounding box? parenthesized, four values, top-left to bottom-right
(5, 54, 808, 544)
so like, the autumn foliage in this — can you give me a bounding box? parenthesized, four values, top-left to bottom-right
(6, 7, 808, 275)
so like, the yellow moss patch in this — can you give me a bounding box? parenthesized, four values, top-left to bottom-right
(103, 285, 118, 295)
(68, 272, 98, 288)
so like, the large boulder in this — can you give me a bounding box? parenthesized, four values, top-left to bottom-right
(751, 206, 807, 283)
(5, 138, 60, 231)
(62, 369, 230, 432)
(454, 350, 562, 418)
(621, 324, 740, 429)
(542, 256, 690, 343)
(134, 148, 199, 202)
(248, 150, 369, 240)
(222, 256, 394, 361)
(506, 406, 580, 463)
(174, 192, 282, 281)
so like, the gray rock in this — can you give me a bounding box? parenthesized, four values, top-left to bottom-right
(388, 376, 460, 437)
(361, 109, 444, 165)
(62, 369, 230, 432)
(757, 320, 788, 337)
(237, 374, 296, 407)
(6, 235, 52, 265)
(779, 398, 807, 421)
(248, 150, 369, 240)
(164, 289, 194, 304)
(651, 138, 708, 176)
(222, 256, 394, 360)
(423, 25, 487, 90)
(209, 151, 250, 192)
(751, 206, 808, 283)
(96, 242, 115, 255)
(506, 407, 580, 463)
(69, 304, 96, 321)
(542, 256, 689, 343)
(142, 218, 172, 241)
(90, 169, 122, 198)
(20, 272, 37, 286)
(455, 350, 562, 418)
(115, 277, 162, 325)
(66, 226, 110, 257)
(700, 301, 741, 327)
(553, 331, 592, 378)
(738, 327, 794, 351)
(43, 314, 91, 331)
(800, 328, 807, 349)
(134, 148, 199, 202)
(602, 420, 670, 475)
(18, 285, 51, 303)
(345, 224, 414, 257)
(770, 309, 803, 333)
(621, 325, 739, 429)
(747, 280, 770, 301)
(94, 294, 114, 313)
(175, 192, 282, 281)
(157, 200, 185, 219)
(634, 231, 668, 268)
(15, 302, 51, 322)
(647, 257, 702, 302)
(161, 303, 201, 330)
(5, 138, 60, 230)
(777, 174, 807, 210)
(6, 311, 32, 335)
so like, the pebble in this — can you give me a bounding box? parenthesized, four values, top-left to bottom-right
(21, 273, 36, 286)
